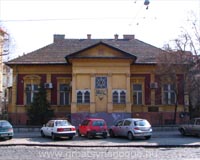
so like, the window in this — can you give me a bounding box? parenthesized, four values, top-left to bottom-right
(95, 77, 107, 88)
(133, 84, 142, 105)
(134, 120, 150, 126)
(55, 120, 71, 126)
(124, 120, 131, 126)
(59, 84, 70, 105)
(163, 84, 176, 105)
(81, 120, 90, 126)
(77, 91, 83, 103)
(112, 90, 126, 104)
(84, 91, 90, 103)
(92, 120, 105, 126)
(116, 120, 123, 126)
(113, 91, 118, 104)
(120, 91, 126, 104)
(76, 90, 90, 104)
(26, 84, 39, 105)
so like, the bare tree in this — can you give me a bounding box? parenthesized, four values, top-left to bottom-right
(156, 50, 190, 124)
(156, 16, 200, 123)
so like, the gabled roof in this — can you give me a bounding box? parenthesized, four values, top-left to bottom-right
(66, 41, 137, 63)
(6, 34, 164, 66)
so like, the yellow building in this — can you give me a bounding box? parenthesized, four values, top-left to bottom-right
(6, 34, 187, 125)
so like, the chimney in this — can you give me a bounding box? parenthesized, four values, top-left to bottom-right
(53, 34, 65, 43)
(114, 34, 119, 40)
(123, 34, 135, 40)
(87, 34, 91, 39)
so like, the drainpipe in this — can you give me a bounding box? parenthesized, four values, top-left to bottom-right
(14, 65, 18, 125)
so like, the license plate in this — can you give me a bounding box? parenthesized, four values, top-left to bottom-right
(63, 128, 70, 131)
(96, 132, 103, 135)
(0, 133, 9, 137)
(141, 133, 150, 136)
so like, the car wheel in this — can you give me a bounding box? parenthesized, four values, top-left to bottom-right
(109, 130, 115, 138)
(68, 136, 73, 140)
(127, 132, 133, 140)
(8, 136, 13, 140)
(78, 130, 82, 137)
(51, 133, 56, 140)
(180, 128, 186, 136)
(41, 131, 45, 138)
(103, 133, 107, 139)
(87, 132, 93, 139)
(145, 136, 151, 140)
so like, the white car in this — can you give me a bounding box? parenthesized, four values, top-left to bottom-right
(40, 119, 76, 140)
(109, 118, 152, 140)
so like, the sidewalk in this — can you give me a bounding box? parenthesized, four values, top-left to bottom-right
(1, 130, 200, 147)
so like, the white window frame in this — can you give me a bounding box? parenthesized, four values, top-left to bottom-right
(59, 84, 70, 105)
(163, 84, 176, 105)
(112, 89, 126, 104)
(133, 84, 143, 105)
(76, 90, 90, 104)
(26, 84, 39, 105)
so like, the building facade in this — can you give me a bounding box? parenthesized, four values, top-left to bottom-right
(0, 28, 10, 116)
(6, 34, 188, 126)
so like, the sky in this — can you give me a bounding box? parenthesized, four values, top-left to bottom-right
(0, 0, 200, 60)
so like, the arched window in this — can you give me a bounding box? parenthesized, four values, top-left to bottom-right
(85, 91, 90, 103)
(112, 90, 126, 104)
(120, 91, 126, 104)
(77, 91, 83, 104)
(76, 90, 90, 104)
(112, 91, 118, 103)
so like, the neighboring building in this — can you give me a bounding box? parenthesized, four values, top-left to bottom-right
(6, 34, 188, 125)
(0, 28, 9, 116)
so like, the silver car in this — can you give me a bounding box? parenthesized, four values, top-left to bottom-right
(109, 118, 152, 140)
(178, 118, 200, 136)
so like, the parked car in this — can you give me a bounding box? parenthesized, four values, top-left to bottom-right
(109, 118, 152, 140)
(78, 118, 108, 139)
(40, 119, 76, 140)
(178, 117, 200, 136)
(0, 120, 14, 140)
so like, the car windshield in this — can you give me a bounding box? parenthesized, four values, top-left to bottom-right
(92, 120, 105, 126)
(0, 121, 11, 127)
(134, 120, 150, 126)
(55, 120, 71, 126)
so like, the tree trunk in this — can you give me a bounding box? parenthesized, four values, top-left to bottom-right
(173, 103, 178, 124)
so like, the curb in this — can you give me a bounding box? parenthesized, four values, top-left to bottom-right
(1, 143, 200, 148)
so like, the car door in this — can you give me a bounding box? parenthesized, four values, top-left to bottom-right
(184, 119, 195, 135)
(193, 119, 200, 135)
(79, 120, 89, 135)
(42, 121, 50, 136)
(113, 120, 124, 136)
(46, 121, 54, 136)
(121, 120, 132, 136)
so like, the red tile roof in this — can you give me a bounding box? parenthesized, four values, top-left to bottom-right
(6, 35, 164, 65)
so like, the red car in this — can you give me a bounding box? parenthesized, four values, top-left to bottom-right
(78, 118, 108, 139)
